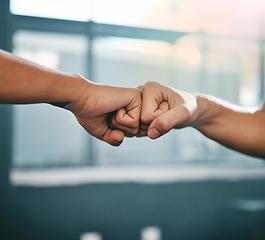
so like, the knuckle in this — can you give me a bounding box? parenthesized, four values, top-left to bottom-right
(136, 130, 147, 137)
(131, 119, 139, 129)
(111, 115, 116, 125)
(144, 81, 157, 88)
(115, 114, 122, 124)
(130, 88, 141, 100)
(156, 117, 169, 133)
(111, 116, 119, 129)
(144, 81, 163, 91)
(117, 116, 139, 129)
(129, 127, 138, 135)
(140, 123, 149, 131)
(129, 127, 139, 135)
(141, 113, 153, 124)
(135, 87, 142, 96)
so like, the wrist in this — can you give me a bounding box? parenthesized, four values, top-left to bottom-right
(190, 94, 211, 128)
(60, 74, 96, 114)
(191, 94, 221, 130)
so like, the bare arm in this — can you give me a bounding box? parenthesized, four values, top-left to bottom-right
(194, 95, 265, 158)
(140, 81, 265, 158)
(0, 50, 141, 146)
(0, 49, 85, 105)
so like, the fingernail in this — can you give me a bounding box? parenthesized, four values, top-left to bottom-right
(115, 140, 123, 145)
(149, 128, 161, 139)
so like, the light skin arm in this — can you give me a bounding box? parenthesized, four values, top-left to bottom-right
(0, 50, 141, 146)
(194, 95, 265, 158)
(139, 81, 265, 159)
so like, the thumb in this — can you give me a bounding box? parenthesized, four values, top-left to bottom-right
(102, 128, 125, 146)
(147, 105, 190, 139)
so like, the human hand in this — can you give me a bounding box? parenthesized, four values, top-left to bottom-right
(138, 81, 198, 139)
(66, 77, 141, 146)
(0, 50, 140, 146)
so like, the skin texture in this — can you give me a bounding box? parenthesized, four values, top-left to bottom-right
(68, 83, 141, 146)
(0, 50, 141, 146)
(1, 49, 264, 158)
(138, 81, 265, 158)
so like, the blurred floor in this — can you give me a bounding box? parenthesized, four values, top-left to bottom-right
(4, 166, 265, 240)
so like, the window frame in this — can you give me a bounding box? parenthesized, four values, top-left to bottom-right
(9, 11, 187, 167)
(4, 1, 265, 169)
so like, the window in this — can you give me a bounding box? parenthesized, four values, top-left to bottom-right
(12, 31, 90, 167)
(10, 0, 90, 21)
(9, 0, 265, 169)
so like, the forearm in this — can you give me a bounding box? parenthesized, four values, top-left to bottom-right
(0, 50, 90, 107)
(192, 94, 265, 158)
(0, 50, 142, 146)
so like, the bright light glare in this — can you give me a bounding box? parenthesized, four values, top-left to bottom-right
(10, 0, 90, 21)
(141, 226, 161, 240)
(13, 49, 60, 69)
(239, 85, 259, 107)
(174, 44, 201, 65)
(93, 0, 168, 28)
(80, 232, 102, 240)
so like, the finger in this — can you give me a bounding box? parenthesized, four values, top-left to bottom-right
(116, 108, 139, 129)
(102, 128, 125, 146)
(147, 105, 190, 139)
(124, 88, 141, 128)
(136, 129, 147, 137)
(146, 101, 170, 124)
(141, 101, 169, 126)
(140, 102, 169, 130)
(158, 101, 169, 113)
(125, 132, 135, 138)
(141, 82, 167, 124)
(96, 86, 141, 130)
(140, 100, 170, 130)
(140, 123, 149, 131)
(110, 88, 141, 136)
(110, 111, 139, 135)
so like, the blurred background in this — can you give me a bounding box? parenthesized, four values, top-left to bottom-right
(0, 0, 265, 239)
